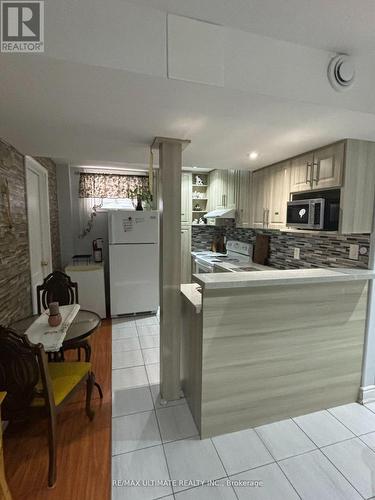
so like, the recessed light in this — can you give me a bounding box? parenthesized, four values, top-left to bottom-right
(249, 151, 259, 160)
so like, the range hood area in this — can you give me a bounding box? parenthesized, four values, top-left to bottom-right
(204, 208, 236, 219)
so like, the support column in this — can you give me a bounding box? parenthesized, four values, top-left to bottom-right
(152, 137, 190, 401)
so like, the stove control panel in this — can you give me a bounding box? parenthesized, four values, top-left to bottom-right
(226, 240, 253, 257)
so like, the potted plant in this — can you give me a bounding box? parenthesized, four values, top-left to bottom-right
(130, 187, 153, 211)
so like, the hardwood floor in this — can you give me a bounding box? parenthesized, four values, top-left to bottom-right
(3, 320, 112, 500)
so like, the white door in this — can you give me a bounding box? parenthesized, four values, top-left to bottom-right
(26, 157, 52, 313)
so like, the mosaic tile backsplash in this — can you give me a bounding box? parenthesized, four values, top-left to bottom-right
(192, 225, 370, 270)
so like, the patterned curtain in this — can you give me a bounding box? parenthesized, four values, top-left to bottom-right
(79, 173, 149, 199)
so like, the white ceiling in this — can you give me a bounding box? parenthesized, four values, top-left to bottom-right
(130, 0, 375, 53)
(1, 0, 375, 170)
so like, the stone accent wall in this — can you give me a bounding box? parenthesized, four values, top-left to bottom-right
(192, 225, 370, 269)
(0, 139, 61, 325)
(35, 157, 61, 270)
(0, 139, 32, 324)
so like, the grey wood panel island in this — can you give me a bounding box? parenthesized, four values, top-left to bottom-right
(180, 269, 375, 438)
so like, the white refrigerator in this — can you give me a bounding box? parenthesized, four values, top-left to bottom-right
(108, 210, 159, 316)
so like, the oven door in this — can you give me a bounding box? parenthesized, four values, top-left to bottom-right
(195, 259, 213, 273)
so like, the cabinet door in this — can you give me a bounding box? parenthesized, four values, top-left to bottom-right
(312, 142, 344, 189)
(208, 170, 228, 210)
(226, 169, 236, 209)
(290, 153, 314, 193)
(181, 173, 192, 223)
(269, 161, 290, 229)
(181, 225, 192, 283)
(236, 170, 252, 228)
(252, 169, 266, 228)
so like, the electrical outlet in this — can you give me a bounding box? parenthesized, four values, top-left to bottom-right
(293, 247, 300, 260)
(349, 244, 359, 260)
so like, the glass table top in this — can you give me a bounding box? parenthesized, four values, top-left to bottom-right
(11, 309, 101, 343)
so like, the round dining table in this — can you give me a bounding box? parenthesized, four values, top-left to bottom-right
(10, 309, 101, 361)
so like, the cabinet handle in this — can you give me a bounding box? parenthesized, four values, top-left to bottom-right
(306, 162, 313, 186)
(313, 161, 320, 183)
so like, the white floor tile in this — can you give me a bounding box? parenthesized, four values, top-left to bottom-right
(360, 430, 375, 450)
(142, 348, 160, 365)
(139, 335, 160, 349)
(150, 384, 186, 410)
(279, 449, 362, 500)
(293, 410, 355, 447)
(365, 401, 375, 414)
(112, 317, 136, 327)
(113, 386, 154, 418)
(137, 324, 160, 337)
(112, 446, 172, 500)
(328, 402, 375, 435)
(112, 337, 141, 352)
(112, 349, 144, 370)
(146, 363, 160, 385)
(212, 428, 274, 475)
(136, 316, 159, 327)
(112, 366, 148, 391)
(175, 479, 237, 500)
(156, 403, 198, 442)
(231, 462, 299, 500)
(112, 411, 161, 456)
(112, 325, 138, 340)
(255, 418, 316, 460)
(322, 437, 375, 499)
(164, 437, 227, 493)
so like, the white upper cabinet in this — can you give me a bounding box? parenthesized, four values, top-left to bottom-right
(251, 169, 267, 228)
(269, 161, 291, 229)
(181, 172, 192, 223)
(290, 143, 344, 193)
(312, 142, 344, 190)
(235, 170, 252, 228)
(208, 169, 236, 210)
(290, 152, 314, 193)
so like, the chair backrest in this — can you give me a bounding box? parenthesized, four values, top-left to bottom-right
(0, 326, 41, 420)
(37, 271, 79, 315)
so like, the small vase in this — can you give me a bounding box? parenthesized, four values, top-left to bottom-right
(48, 302, 62, 327)
(48, 313, 62, 327)
(136, 196, 143, 211)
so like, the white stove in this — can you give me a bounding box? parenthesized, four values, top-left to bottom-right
(192, 241, 254, 273)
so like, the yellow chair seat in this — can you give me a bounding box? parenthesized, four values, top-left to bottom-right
(32, 362, 91, 407)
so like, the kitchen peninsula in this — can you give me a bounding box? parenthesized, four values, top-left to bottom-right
(181, 268, 375, 438)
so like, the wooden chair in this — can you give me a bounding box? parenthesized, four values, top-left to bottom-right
(37, 271, 79, 315)
(36, 271, 103, 399)
(0, 326, 96, 488)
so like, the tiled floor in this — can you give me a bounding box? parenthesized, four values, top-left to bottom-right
(112, 315, 375, 500)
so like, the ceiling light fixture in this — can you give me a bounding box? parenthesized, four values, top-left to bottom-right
(249, 151, 259, 160)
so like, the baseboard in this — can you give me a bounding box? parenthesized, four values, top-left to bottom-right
(359, 385, 375, 404)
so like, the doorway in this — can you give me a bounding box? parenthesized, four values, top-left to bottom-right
(25, 156, 52, 313)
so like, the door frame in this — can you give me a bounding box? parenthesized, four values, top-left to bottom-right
(25, 156, 52, 313)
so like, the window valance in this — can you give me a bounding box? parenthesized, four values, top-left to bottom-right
(78, 173, 149, 199)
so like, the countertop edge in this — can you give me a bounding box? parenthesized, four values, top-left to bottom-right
(180, 283, 202, 313)
(193, 269, 375, 290)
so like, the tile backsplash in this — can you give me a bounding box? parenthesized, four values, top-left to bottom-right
(192, 225, 370, 269)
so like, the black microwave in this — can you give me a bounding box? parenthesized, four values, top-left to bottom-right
(287, 191, 340, 231)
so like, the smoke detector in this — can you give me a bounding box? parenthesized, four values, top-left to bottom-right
(328, 54, 355, 92)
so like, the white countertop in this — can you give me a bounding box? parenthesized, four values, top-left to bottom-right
(193, 268, 375, 290)
(180, 283, 202, 313)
